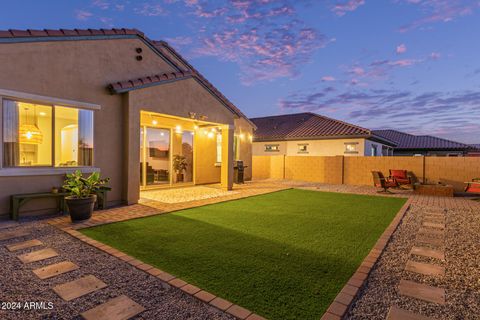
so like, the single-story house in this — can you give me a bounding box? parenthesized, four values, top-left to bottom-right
(0, 28, 254, 218)
(251, 112, 395, 156)
(372, 129, 478, 156)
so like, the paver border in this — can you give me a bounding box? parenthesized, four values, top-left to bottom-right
(60, 227, 264, 320)
(320, 197, 413, 320)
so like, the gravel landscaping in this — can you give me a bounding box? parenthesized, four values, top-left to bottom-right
(0, 221, 233, 320)
(346, 199, 480, 319)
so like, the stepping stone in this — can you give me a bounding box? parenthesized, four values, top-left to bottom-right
(416, 235, 443, 247)
(17, 248, 58, 263)
(387, 306, 435, 320)
(410, 246, 445, 260)
(33, 261, 79, 280)
(6, 239, 43, 251)
(81, 295, 145, 320)
(418, 228, 444, 237)
(422, 222, 445, 230)
(405, 260, 445, 277)
(53, 275, 107, 301)
(398, 279, 445, 304)
(0, 230, 29, 241)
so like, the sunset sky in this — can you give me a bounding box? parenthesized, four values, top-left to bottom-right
(1, 0, 479, 143)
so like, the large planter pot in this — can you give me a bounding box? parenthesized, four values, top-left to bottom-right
(65, 195, 96, 222)
(176, 173, 184, 182)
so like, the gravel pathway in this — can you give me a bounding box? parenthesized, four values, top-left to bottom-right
(0, 221, 234, 320)
(345, 199, 480, 319)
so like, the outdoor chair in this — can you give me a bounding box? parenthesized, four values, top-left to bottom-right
(464, 178, 480, 195)
(389, 169, 411, 186)
(372, 171, 399, 193)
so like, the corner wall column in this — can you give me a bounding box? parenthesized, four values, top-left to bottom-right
(221, 124, 234, 190)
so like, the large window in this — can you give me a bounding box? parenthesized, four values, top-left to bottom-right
(3, 99, 94, 167)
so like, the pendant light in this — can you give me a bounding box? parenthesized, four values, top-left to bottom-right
(19, 104, 43, 144)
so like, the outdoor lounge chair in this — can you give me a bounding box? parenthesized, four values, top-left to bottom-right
(389, 169, 411, 186)
(464, 178, 480, 195)
(372, 171, 399, 193)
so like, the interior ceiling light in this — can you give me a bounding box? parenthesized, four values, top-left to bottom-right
(19, 105, 43, 145)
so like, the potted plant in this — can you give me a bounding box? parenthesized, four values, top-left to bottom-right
(62, 170, 110, 222)
(173, 154, 188, 183)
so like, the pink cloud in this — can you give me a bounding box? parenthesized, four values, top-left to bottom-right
(322, 76, 336, 81)
(398, 0, 479, 32)
(332, 0, 365, 16)
(76, 10, 93, 20)
(134, 3, 166, 16)
(389, 59, 419, 67)
(396, 43, 407, 54)
(429, 52, 441, 60)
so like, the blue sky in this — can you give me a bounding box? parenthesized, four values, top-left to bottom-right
(1, 0, 479, 143)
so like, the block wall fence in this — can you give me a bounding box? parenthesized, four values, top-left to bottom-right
(252, 155, 480, 192)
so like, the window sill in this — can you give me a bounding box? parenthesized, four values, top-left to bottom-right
(0, 167, 100, 177)
(214, 163, 222, 167)
(344, 151, 359, 154)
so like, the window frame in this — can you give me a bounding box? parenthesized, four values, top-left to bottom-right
(297, 143, 309, 154)
(1, 95, 96, 169)
(264, 144, 280, 152)
(344, 142, 359, 154)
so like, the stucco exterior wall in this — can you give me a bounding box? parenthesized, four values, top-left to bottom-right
(253, 138, 366, 156)
(0, 37, 252, 217)
(0, 38, 174, 216)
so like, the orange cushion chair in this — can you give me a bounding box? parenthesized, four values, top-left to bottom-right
(389, 169, 411, 185)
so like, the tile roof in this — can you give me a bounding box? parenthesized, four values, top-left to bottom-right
(373, 129, 475, 150)
(0, 28, 253, 125)
(108, 70, 194, 93)
(250, 112, 383, 141)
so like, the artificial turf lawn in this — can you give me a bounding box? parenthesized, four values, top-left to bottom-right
(81, 189, 406, 319)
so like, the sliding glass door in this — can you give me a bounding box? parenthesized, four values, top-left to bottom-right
(140, 127, 171, 188)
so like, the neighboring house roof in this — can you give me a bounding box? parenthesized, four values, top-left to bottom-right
(250, 112, 395, 145)
(0, 28, 252, 126)
(373, 129, 474, 151)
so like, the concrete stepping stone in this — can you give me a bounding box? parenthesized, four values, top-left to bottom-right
(0, 230, 29, 241)
(410, 246, 445, 260)
(387, 306, 435, 320)
(53, 275, 107, 301)
(398, 279, 445, 305)
(17, 248, 58, 263)
(80, 295, 145, 320)
(416, 235, 443, 247)
(422, 222, 445, 230)
(33, 261, 79, 280)
(405, 260, 445, 277)
(6, 239, 42, 252)
(418, 228, 444, 237)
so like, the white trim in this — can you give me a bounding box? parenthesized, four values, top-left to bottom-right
(0, 88, 101, 110)
(0, 167, 100, 177)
